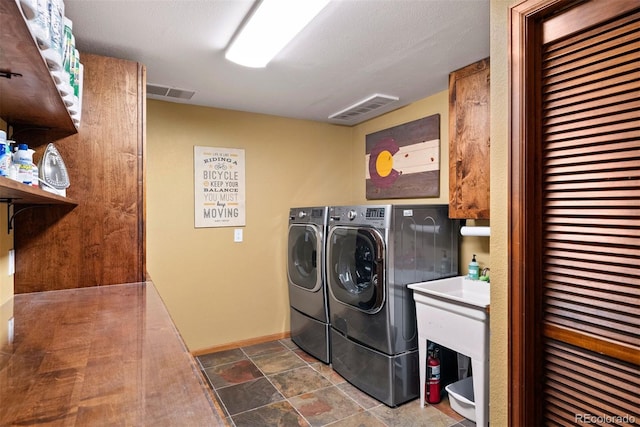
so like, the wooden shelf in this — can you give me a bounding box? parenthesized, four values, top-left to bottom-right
(0, 0, 77, 142)
(0, 176, 76, 205)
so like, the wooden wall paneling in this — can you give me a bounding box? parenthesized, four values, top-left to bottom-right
(138, 63, 147, 281)
(14, 53, 146, 292)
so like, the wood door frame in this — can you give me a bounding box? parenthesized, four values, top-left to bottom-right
(509, 0, 564, 424)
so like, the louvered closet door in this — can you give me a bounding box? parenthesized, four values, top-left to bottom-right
(541, 4, 640, 424)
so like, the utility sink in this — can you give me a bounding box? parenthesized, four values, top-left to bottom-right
(410, 275, 489, 308)
(408, 276, 490, 426)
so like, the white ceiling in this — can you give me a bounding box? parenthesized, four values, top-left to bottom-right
(63, 0, 490, 125)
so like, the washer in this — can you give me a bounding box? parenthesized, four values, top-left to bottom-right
(287, 206, 330, 363)
(326, 204, 459, 406)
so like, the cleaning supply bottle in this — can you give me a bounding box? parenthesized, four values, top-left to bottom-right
(31, 0, 51, 50)
(31, 155, 39, 188)
(15, 143, 34, 185)
(468, 254, 479, 280)
(0, 131, 9, 177)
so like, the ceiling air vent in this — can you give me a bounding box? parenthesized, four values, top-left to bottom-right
(146, 83, 195, 100)
(329, 94, 399, 125)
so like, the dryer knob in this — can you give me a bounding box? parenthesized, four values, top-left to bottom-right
(347, 210, 357, 220)
(298, 211, 307, 219)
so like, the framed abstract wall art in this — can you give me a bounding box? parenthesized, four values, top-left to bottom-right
(365, 114, 440, 199)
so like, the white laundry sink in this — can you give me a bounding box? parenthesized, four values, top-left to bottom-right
(408, 276, 490, 426)
(409, 275, 489, 309)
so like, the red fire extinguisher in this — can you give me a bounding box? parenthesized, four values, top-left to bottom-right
(427, 348, 441, 404)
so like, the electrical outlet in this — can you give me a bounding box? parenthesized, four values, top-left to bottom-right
(234, 229, 243, 242)
(8, 249, 14, 276)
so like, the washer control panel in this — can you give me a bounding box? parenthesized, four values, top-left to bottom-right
(329, 205, 390, 228)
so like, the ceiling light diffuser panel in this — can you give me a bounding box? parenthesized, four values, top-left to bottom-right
(225, 0, 330, 68)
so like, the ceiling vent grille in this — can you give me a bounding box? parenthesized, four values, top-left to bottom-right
(329, 94, 399, 124)
(146, 83, 195, 100)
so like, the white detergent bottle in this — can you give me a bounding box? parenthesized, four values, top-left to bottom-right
(0, 131, 9, 177)
(15, 144, 34, 185)
(42, 0, 64, 72)
(31, 0, 50, 50)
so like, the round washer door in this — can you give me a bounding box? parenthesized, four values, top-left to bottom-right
(287, 223, 322, 292)
(327, 226, 385, 313)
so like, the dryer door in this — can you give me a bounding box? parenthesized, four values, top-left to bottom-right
(327, 226, 385, 313)
(288, 223, 322, 292)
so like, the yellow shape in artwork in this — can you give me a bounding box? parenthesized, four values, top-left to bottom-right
(376, 150, 394, 177)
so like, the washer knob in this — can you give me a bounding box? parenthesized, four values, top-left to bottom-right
(347, 210, 357, 220)
(298, 211, 307, 219)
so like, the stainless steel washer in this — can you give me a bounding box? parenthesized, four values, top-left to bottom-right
(326, 204, 459, 406)
(287, 206, 330, 363)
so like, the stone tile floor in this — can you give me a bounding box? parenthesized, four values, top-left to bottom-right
(196, 338, 475, 427)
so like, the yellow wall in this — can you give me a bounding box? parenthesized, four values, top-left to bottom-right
(489, 1, 516, 425)
(0, 118, 14, 345)
(0, 118, 13, 307)
(146, 102, 354, 350)
(0, 206, 12, 305)
(147, 88, 491, 352)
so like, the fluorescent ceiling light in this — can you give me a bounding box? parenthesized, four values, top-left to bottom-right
(225, 0, 330, 68)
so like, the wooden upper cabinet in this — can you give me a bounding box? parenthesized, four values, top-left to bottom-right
(448, 58, 490, 219)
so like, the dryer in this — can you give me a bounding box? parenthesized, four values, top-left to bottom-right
(326, 204, 459, 406)
(287, 206, 330, 363)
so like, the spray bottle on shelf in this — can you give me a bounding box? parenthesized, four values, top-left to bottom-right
(468, 254, 480, 280)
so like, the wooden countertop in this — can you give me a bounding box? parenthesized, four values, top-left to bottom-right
(0, 282, 227, 426)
